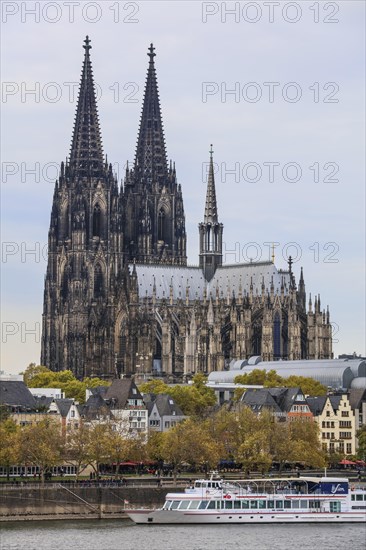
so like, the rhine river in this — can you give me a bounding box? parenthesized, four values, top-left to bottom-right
(1, 520, 366, 550)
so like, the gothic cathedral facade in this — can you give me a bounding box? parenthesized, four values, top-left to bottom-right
(41, 37, 333, 380)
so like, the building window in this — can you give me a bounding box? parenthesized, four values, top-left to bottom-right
(346, 443, 352, 454)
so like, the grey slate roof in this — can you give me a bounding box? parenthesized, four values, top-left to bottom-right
(104, 379, 142, 409)
(131, 261, 291, 301)
(55, 399, 74, 418)
(0, 381, 36, 409)
(34, 396, 53, 409)
(240, 388, 282, 413)
(79, 394, 114, 420)
(149, 393, 185, 417)
(306, 396, 327, 416)
(267, 387, 302, 413)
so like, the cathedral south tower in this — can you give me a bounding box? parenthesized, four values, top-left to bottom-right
(41, 37, 121, 379)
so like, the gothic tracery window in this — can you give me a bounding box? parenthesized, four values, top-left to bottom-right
(158, 208, 166, 241)
(273, 311, 281, 359)
(94, 263, 104, 298)
(93, 203, 102, 237)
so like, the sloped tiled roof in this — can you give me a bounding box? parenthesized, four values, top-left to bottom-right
(240, 388, 282, 413)
(132, 261, 291, 301)
(153, 394, 185, 417)
(268, 387, 302, 413)
(55, 399, 74, 418)
(306, 396, 327, 416)
(104, 379, 142, 409)
(0, 381, 36, 409)
(80, 394, 113, 420)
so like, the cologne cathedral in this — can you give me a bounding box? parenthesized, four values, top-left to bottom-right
(41, 37, 333, 380)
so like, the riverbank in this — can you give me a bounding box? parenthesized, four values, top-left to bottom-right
(1, 473, 364, 522)
(0, 483, 176, 522)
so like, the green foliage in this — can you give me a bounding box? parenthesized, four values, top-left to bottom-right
(356, 425, 366, 461)
(281, 376, 327, 397)
(18, 418, 63, 483)
(23, 364, 110, 403)
(234, 369, 326, 396)
(139, 375, 216, 417)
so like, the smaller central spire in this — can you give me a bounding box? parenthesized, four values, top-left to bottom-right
(204, 144, 218, 224)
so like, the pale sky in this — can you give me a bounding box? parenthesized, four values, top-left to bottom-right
(1, 1, 365, 374)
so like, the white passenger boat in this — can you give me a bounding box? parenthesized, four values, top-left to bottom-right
(126, 475, 366, 524)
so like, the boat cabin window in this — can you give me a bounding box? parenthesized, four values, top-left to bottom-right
(284, 500, 291, 509)
(163, 500, 172, 510)
(258, 500, 266, 509)
(250, 501, 258, 509)
(224, 500, 233, 509)
(309, 501, 320, 509)
(267, 500, 274, 509)
(179, 500, 190, 510)
(356, 495, 363, 501)
(233, 501, 241, 509)
(198, 500, 209, 509)
(188, 500, 200, 509)
(291, 500, 300, 509)
(170, 501, 181, 510)
(241, 500, 249, 509)
(330, 501, 341, 513)
(207, 501, 218, 510)
(275, 501, 283, 509)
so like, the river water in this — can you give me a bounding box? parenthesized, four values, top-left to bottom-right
(1, 520, 365, 550)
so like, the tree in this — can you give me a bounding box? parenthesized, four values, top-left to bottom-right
(64, 424, 92, 480)
(161, 419, 222, 480)
(87, 424, 116, 479)
(288, 418, 326, 468)
(18, 419, 63, 483)
(0, 419, 20, 480)
(22, 363, 50, 386)
(356, 425, 366, 462)
(234, 369, 327, 396)
(281, 376, 326, 397)
(22, 364, 110, 404)
(139, 376, 216, 417)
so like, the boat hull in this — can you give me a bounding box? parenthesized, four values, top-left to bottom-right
(126, 509, 366, 525)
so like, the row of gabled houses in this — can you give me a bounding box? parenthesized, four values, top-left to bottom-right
(0, 379, 185, 437)
(1, 379, 365, 459)
(236, 386, 365, 456)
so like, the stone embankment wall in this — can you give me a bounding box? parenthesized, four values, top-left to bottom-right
(0, 483, 182, 521)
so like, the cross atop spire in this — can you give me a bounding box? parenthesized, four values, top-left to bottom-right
(204, 145, 218, 224)
(69, 36, 104, 180)
(83, 35, 91, 51)
(148, 43, 156, 62)
(134, 43, 168, 185)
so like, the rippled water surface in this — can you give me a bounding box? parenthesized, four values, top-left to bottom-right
(1, 520, 365, 550)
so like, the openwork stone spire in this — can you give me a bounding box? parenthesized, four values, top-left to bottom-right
(204, 144, 218, 223)
(69, 36, 104, 179)
(134, 43, 168, 185)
